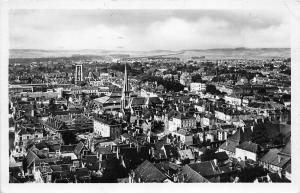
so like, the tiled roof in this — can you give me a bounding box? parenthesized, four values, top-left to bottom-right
(148, 97, 162, 105)
(260, 148, 280, 163)
(155, 161, 181, 173)
(236, 141, 259, 153)
(26, 150, 40, 167)
(180, 165, 210, 183)
(214, 152, 229, 162)
(74, 141, 85, 156)
(93, 96, 110, 104)
(134, 160, 167, 182)
(260, 148, 290, 168)
(95, 146, 113, 155)
(219, 140, 239, 153)
(189, 161, 221, 177)
(131, 97, 147, 106)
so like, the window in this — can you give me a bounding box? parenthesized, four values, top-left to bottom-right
(27, 136, 30, 139)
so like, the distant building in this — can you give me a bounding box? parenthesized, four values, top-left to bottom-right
(190, 82, 206, 92)
(75, 64, 83, 84)
(235, 141, 260, 161)
(93, 115, 122, 139)
(168, 114, 196, 132)
(171, 129, 193, 145)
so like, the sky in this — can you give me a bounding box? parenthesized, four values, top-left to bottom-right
(9, 9, 291, 51)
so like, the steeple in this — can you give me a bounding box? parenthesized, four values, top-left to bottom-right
(121, 63, 130, 113)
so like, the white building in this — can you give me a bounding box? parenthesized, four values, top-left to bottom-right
(190, 82, 206, 92)
(93, 116, 122, 138)
(171, 129, 193, 145)
(235, 141, 259, 161)
(168, 115, 196, 132)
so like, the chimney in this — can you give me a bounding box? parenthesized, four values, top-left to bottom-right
(224, 131, 228, 140)
(173, 174, 178, 182)
(151, 147, 155, 157)
(116, 147, 119, 159)
(120, 155, 126, 168)
(213, 159, 217, 166)
(91, 140, 95, 152)
(278, 171, 282, 179)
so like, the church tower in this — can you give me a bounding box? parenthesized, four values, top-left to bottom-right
(75, 64, 83, 85)
(121, 63, 130, 113)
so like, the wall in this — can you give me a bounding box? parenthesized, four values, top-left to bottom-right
(235, 148, 257, 161)
(93, 120, 110, 137)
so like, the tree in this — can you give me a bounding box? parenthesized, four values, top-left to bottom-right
(191, 74, 202, 82)
(61, 132, 78, 145)
(251, 124, 269, 146)
(151, 121, 164, 133)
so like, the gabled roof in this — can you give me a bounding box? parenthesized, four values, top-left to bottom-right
(214, 151, 229, 162)
(134, 160, 167, 182)
(236, 141, 259, 153)
(74, 141, 85, 156)
(260, 148, 280, 163)
(148, 97, 162, 105)
(260, 148, 290, 168)
(219, 140, 239, 153)
(180, 165, 210, 183)
(131, 97, 147, 106)
(189, 161, 221, 177)
(155, 161, 181, 173)
(93, 96, 110, 104)
(26, 150, 40, 167)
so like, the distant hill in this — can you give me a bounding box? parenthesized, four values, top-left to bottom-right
(9, 48, 290, 59)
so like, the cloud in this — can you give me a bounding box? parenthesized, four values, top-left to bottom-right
(9, 9, 290, 50)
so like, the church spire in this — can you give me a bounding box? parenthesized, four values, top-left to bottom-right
(121, 63, 130, 113)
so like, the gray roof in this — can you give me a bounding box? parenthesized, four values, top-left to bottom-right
(134, 160, 167, 182)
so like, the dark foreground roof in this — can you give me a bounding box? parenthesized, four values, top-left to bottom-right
(134, 160, 167, 182)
